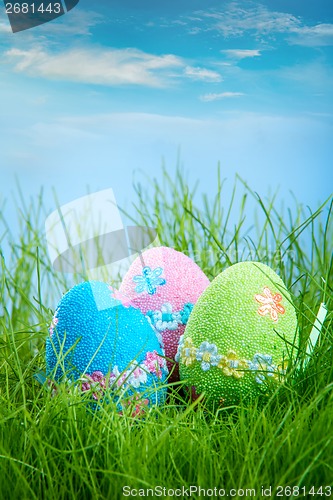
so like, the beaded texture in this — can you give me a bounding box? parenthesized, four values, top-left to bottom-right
(46, 281, 168, 411)
(119, 247, 210, 381)
(179, 261, 298, 407)
(176, 336, 287, 383)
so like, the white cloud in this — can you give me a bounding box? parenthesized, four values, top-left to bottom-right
(193, 1, 333, 46)
(289, 23, 333, 46)
(200, 92, 244, 102)
(221, 49, 261, 59)
(5, 47, 184, 87)
(196, 2, 302, 38)
(184, 66, 222, 82)
(5, 45, 224, 88)
(172, 20, 187, 27)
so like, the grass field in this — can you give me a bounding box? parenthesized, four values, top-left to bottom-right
(0, 168, 332, 499)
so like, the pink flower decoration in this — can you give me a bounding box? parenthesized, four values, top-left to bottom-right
(89, 371, 106, 385)
(144, 350, 165, 379)
(132, 368, 141, 378)
(110, 366, 129, 387)
(82, 371, 107, 400)
(255, 286, 285, 323)
(81, 381, 91, 392)
(49, 315, 58, 336)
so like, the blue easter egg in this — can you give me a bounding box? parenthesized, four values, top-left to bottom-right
(46, 281, 168, 411)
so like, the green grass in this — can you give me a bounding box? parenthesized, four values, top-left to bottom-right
(0, 167, 332, 499)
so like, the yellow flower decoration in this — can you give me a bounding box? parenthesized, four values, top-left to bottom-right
(180, 337, 197, 366)
(218, 350, 249, 379)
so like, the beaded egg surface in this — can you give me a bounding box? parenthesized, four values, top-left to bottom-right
(178, 262, 298, 407)
(119, 246, 210, 381)
(46, 281, 168, 410)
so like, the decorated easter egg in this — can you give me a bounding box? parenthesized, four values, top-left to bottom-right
(177, 262, 298, 407)
(119, 246, 210, 381)
(46, 281, 168, 411)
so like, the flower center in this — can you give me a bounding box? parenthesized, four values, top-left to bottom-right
(162, 312, 173, 322)
(202, 352, 211, 363)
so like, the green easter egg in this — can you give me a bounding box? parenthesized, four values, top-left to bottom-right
(178, 261, 298, 407)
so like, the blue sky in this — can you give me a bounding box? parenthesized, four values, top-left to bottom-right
(0, 0, 333, 249)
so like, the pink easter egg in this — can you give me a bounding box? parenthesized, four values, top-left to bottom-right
(119, 246, 210, 381)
